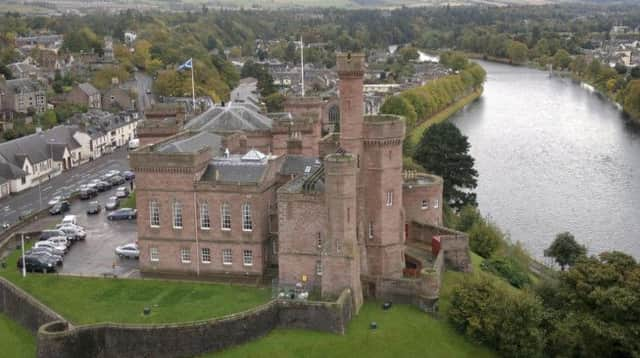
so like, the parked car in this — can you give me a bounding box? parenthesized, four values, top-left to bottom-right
(96, 181, 111, 192)
(30, 244, 65, 257)
(56, 225, 86, 241)
(80, 187, 98, 200)
(109, 175, 125, 186)
(25, 249, 63, 266)
(87, 201, 102, 215)
(123, 170, 135, 180)
(107, 208, 137, 221)
(61, 215, 78, 226)
(18, 209, 33, 220)
(34, 241, 67, 255)
(115, 187, 129, 198)
(40, 229, 69, 241)
(115, 243, 140, 259)
(49, 201, 70, 215)
(105, 196, 120, 210)
(128, 139, 140, 150)
(46, 236, 70, 249)
(47, 196, 62, 207)
(17, 255, 57, 273)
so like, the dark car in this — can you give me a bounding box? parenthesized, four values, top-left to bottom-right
(87, 201, 102, 215)
(108, 175, 125, 186)
(107, 208, 137, 221)
(80, 187, 98, 200)
(25, 249, 63, 266)
(49, 201, 70, 215)
(123, 171, 135, 180)
(95, 181, 111, 192)
(16, 255, 57, 273)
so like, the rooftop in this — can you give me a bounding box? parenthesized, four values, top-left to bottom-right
(184, 102, 273, 133)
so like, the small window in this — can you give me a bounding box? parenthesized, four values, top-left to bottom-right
(150, 247, 159, 262)
(242, 203, 253, 231)
(304, 165, 311, 174)
(433, 199, 439, 209)
(421, 200, 428, 210)
(222, 249, 232, 265)
(386, 191, 394, 207)
(317, 232, 322, 249)
(243, 250, 253, 266)
(221, 202, 231, 230)
(200, 202, 210, 229)
(173, 201, 183, 229)
(316, 260, 323, 276)
(149, 200, 160, 227)
(336, 240, 342, 254)
(368, 222, 374, 239)
(180, 248, 191, 263)
(201, 248, 211, 263)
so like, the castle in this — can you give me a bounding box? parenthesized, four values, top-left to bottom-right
(130, 53, 470, 312)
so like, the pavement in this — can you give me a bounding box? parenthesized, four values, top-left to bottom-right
(1, 148, 131, 228)
(19, 180, 140, 278)
(135, 71, 155, 112)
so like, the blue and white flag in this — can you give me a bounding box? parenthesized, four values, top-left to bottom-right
(178, 58, 192, 70)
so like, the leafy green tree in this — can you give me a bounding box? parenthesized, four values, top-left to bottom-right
(544, 232, 586, 270)
(552, 49, 571, 70)
(454, 205, 483, 232)
(264, 92, 284, 112)
(506, 40, 528, 65)
(380, 96, 417, 128)
(439, 51, 469, 71)
(482, 255, 531, 288)
(414, 121, 478, 209)
(398, 46, 419, 63)
(468, 221, 502, 258)
(623, 80, 640, 119)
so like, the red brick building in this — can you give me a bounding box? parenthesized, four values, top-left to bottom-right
(130, 53, 469, 312)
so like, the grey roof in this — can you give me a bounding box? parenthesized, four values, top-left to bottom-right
(78, 83, 99, 96)
(158, 132, 222, 154)
(184, 103, 273, 132)
(70, 110, 135, 139)
(3, 78, 44, 94)
(7, 62, 40, 76)
(43, 125, 81, 150)
(200, 152, 268, 184)
(280, 155, 322, 176)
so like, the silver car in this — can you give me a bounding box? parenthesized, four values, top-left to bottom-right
(115, 243, 139, 259)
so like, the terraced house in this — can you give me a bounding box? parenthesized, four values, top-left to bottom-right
(131, 53, 470, 311)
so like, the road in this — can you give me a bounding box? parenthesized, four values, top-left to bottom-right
(134, 71, 155, 113)
(0, 148, 131, 227)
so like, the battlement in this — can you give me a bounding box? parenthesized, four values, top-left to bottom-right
(363, 114, 405, 143)
(336, 53, 365, 77)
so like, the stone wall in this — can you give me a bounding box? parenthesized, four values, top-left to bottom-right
(407, 221, 471, 272)
(0, 275, 354, 358)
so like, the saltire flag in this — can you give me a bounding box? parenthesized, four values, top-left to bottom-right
(178, 58, 192, 71)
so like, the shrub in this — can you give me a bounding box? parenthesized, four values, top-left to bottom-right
(454, 205, 483, 232)
(481, 255, 531, 288)
(468, 221, 502, 258)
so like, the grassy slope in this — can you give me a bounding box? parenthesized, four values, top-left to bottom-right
(0, 313, 36, 358)
(212, 301, 495, 358)
(0, 247, 271, 325)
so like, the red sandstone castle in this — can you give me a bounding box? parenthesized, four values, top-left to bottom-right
(130, 53, 470, 311)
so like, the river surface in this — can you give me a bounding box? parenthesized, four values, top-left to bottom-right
(451, 61, 640, 260)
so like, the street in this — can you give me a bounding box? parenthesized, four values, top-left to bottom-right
(0, 148, 131, 227)
(135, 71, 155, 113)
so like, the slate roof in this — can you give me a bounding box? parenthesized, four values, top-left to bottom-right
(184, 102, 273, 132)
(3, 78, 45, 94)
(70, 110, 135, 139)
(158, 131, 222, 154)
(78, 83, 99, 96)
(201, 156, 268, 184)
(280, 155, 322, 176)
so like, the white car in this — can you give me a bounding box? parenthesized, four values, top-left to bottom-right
(34, 241, 67, 255)
(115, 187, 129, 198)
(46, 236, 70, 249)
(115, 243, 139, 259)
(56, 225, 87, 241)
(61, 215, 78, 226)
(47, 196, 61, 207)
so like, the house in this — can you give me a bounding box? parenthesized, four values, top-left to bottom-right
(7, 62, 43, 80)
(102, 87, 135, 112)
(70, 110, 139, 159)
(0, 78, 47, 114)
(67, 83, 102, 109)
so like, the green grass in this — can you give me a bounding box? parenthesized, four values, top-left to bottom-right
(0, 313, 36, 358)
(0, 246, 271, 325)
(406, 89, 483, 150)
(122, 191, 136, 208)
(211, 301, 495, 358)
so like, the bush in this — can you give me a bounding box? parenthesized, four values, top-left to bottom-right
(449, 276, 544, 357)
(454, 205, 483, 232)
(481, 255, 531, 288)
(468, 221, 503, 258)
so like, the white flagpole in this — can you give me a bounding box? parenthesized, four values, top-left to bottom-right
(190, 58, 196, 111)
(300, 36, 305, 97)
(21, 233, 26, 277)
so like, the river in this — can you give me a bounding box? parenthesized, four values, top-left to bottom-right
(451, 61, 640, 260)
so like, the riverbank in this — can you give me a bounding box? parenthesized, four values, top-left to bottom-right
(405, 88, 484, 151)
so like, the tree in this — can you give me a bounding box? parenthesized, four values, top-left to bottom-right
(506, 40, 528, 65)
(552, 49, 571, 70)
(623, 80, 640, 119)
(264, 92, 284, 112)
(439, 51, 469, 71)
(468, 221, 502, 258)
(414, 121, 478, 209)
(398, 46, 419, 63)
(380, 96, 417, 128)
(544, 232, 586, 270)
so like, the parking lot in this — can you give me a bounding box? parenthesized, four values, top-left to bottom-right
(20, 171, 140, 278)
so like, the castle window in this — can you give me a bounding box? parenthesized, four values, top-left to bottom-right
(242, 203, 253, 231)
(222, 249, 232, 265)
(149, 200, 160, 227)
(150, 247, 159, 262)
(243, 250, 253, 266)
(388, 150, 392, 160)
(201, 248, 211, 264)
(221, 202, 231, 230)
(386, 191, 394, 207)
(173, 201, 183, 229)
(368, 222, 374, 239)
(316, 260, 323, 276)
(317, 233, 322, 249)
(433, 199, 439, 209)
(180, 248, 191, 263)
(421, 200, 428, 210)
(199, 202, 210, 230)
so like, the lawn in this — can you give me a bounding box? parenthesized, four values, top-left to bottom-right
(211, 301, 495, 358)
(0, 246, 271, 325)
(122, 191, 136, 208)
(0, 312, 36, 358)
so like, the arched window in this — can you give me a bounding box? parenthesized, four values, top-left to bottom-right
(328, 105, 340, 124)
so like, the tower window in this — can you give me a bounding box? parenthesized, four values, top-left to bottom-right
(386, 191, 394, 207)
(421, 200, 428, 210)
(368, 222, 374, 239)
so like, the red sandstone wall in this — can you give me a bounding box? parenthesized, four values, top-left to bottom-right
(403, 182, 443, 227)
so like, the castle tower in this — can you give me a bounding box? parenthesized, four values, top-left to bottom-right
(336, 53, 365, 157)
(363, 114, 406, 278)
(323, 153, 363, 311)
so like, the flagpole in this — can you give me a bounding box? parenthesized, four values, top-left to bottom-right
(190, 58, 196, 111)
(300, 36, 305, 97)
